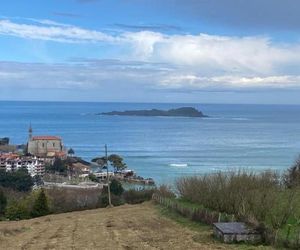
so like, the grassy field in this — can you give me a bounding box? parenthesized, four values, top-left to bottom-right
(0, 201, 273, 250)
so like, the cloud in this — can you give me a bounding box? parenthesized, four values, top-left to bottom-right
(0, 18, 115, 43)
(1, 18, 300, 93)
(159, 75, 300, 90)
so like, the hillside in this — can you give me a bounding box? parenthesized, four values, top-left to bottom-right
(0, 202, 269, 250)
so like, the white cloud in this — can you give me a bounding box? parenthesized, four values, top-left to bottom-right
(0, 19, 115, 43)
(0, 17, 300, 91)
(159, 74, 300, 90)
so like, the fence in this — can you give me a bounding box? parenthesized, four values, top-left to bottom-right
(152, 193, 234, 225)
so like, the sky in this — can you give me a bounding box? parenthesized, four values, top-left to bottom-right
(1, 0, 300, 104)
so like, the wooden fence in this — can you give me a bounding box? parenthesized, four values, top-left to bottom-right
(152, 193, 234, 225)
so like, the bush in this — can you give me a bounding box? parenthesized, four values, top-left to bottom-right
(175, 170, 289, 225)
(5, 199, 30, 220)
(123, 189, 155, 204)
(155, 185, 176, 199)
(88, 173, 99, 183)
(46, 187, 102, 213)
(31, 189, 50, 218)
(99, 193, 124, 208)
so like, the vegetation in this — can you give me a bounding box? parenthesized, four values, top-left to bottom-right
(88, 173, 99, 182)
(5, 199, 30, 220)
(31, 189, 50, 218)
(46, 157, 68, 174)
(123, 188, 155, 204)
(0, 188, 7, 215)
(109, 179, 124, 196)
(0, 169, 34, 192)
(92, 154, 127, 172)
(285, 157, 300, 188)
(174, 170, 300, 248)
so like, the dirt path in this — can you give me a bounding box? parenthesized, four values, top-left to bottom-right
(0, 202, 266, 250)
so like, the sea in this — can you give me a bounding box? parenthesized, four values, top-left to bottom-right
(1, 101, 300, 184)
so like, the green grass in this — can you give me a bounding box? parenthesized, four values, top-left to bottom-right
(156, 204, 273, 250)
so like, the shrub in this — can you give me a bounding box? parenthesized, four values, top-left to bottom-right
(155, 185, 176, 199)
(123, 189, 155, 204)
(98, 193, 124, 208)
(5, 199, 30, 220)
(88, 173, 98, 183)
(46, 187, 102, 213)
(175, 170, 289, 226)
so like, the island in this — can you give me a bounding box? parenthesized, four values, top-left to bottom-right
(99, 107, 207, 118)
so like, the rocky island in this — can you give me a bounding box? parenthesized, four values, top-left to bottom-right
(99, 107, 207, 118)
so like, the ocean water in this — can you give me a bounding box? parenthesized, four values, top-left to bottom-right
(1, 101, 300, 184)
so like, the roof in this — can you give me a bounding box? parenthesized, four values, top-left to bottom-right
(213, 222, 258, 235)
(32, 136, 61, 141)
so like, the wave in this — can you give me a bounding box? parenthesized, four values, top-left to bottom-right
(169, 163, 188, 168)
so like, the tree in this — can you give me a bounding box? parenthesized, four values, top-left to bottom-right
(46, 158, 67, 174)
(91, 156, 107, 169)
(285, 157, 300, 188)
(0, 169, 34, 192)
(31, 189, 50, 218)
(108, 154, 127, 172)
(109, 179, 124, 196)
(0, 188, 7, 215)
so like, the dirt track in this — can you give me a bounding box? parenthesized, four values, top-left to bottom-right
(0, 202, 267, 250)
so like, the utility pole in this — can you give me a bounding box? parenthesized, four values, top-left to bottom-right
(105, 144, 112, 207)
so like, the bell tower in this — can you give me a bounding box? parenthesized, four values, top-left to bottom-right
(29, 124, 33, 141)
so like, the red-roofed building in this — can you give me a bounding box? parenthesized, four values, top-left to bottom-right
(27, 126, 65, 157)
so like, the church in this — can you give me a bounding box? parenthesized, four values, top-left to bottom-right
(27, 125, 65, 158)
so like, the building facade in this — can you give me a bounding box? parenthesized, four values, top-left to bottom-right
(0, 153, 45, 177)
(27, 126, 65, 157)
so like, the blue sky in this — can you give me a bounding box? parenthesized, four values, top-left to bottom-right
(1, 0, 300, 104)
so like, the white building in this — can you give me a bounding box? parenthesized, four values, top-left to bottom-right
(0, 153, 45, 177)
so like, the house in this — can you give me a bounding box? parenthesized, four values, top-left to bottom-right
(213, 222, 262, 244)
(27, 126, 65, 158)
(0, 153, 45, 177)
(66, 157, 91, 177)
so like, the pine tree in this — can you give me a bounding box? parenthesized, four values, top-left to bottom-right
(31, 189, 50, 218)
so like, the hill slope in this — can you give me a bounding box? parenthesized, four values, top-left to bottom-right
(0, 202, 267, 250)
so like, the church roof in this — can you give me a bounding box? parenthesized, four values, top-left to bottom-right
(32, 136, 61, 141)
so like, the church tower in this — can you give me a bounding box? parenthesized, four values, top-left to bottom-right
(29, 124, 33, 141)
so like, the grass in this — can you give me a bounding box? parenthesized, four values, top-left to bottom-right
(157, 204, 273, 250)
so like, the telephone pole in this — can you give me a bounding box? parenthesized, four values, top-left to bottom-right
(105, 144, 112, 207)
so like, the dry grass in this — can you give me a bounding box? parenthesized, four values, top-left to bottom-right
(0, 202, 272, 250)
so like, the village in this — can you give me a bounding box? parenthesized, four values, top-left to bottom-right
(0, 126, 155, 189)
